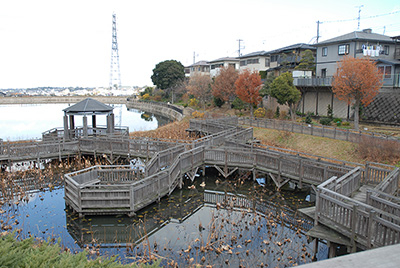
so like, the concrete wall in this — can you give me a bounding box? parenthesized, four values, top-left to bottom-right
(299, 89, 350, 118)
(299, 88, 400, 124)
(126, 100, 184, 121)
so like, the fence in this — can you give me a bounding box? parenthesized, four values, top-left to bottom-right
(238, 117, 399, 143)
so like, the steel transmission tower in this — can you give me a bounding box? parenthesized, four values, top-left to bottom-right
(109, 13, 121, 90)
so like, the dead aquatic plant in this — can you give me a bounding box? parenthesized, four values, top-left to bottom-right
(0, 155, 123, 204)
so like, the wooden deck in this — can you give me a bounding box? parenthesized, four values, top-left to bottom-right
(1, 115, 399, 253)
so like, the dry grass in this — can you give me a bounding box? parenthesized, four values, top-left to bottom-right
(129, 119, 196, 141)
(356, 136, 400, 164)
(252, 127, 361, 164)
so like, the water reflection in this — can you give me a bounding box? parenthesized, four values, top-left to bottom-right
(1, 170, 328, 267)
(64, 174, 327, 266)
(0, 104, 171, 141)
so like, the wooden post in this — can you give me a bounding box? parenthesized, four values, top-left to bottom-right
(351, 204, 358, 253)
(224, 148, 228, 175)
(314, 187, 320, 226)
(367, 209, 376, 249)
(365, 162, 370, 184)
(328, 241, 337, 258)
(313, 238, 319, 261)
(299, 158, 303, 189)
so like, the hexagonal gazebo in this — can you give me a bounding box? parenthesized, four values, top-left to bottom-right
(62, 98, 118, 140)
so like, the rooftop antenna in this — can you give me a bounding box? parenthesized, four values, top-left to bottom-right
(237, 39, 245, 57)
(356, 5, 364, 30)
(193, 51, 199, 64)
(109, 13, 122, 90)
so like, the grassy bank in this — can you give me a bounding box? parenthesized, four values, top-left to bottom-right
(134, 118, 400, 166)
(0, 232, 159, 268)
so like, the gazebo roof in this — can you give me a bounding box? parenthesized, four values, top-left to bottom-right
(63, 98, 113, 115)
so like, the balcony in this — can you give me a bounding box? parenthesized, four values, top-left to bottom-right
(294, 74, 400, 88)
(293, 77, 333, 87)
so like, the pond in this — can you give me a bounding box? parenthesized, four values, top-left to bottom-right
(0, 167, 328, 267)
(0, 103, 171, 141)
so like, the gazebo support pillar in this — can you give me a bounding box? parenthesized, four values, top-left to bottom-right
(83, 116, 88, 137)
(92, 115, 96, 135)
(69, 115, 75, 138)
(107, 113, 115, 134)
(63, 115, 69, 141)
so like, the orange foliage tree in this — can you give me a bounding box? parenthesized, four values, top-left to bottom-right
(187, 73, 212, 110)
(332, 56, 382, 131)
(212, 66, 238, 104)
(234, 69, 263, 116)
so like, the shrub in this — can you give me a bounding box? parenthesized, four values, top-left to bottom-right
(254, 107, 266, 118)
(213, 97, 225, 108)
(279, 110, 288, 120)
(232, 97, 245, 111)
(342, 121, 350, 126)
(0, 232, 159, 268)
(192, 111, 205, 118)
(141, 93, 150, 100)
(304, 113, 313, 124)
(265, 109, 274, 119)
(189, 98, 199, 108)
(333, 118, 342, 126)
(319, 117, 332, 125)
(275, 107, 280, 118)
(357, 136, 400, 163)
(327, 104, 333, 118)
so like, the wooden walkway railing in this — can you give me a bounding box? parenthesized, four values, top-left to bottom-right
(2, 115, 399, 250)
(315, 167, 400, 250)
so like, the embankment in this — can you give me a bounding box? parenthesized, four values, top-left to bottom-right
(0, 96, 127, 104)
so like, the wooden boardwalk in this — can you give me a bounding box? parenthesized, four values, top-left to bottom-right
(1, 115, 399, 253)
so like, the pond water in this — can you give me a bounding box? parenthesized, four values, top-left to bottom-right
(0, 168, 328, 267)
(0, 103, 171, 141)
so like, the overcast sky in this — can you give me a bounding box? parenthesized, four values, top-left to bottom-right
(0, 0, 399, 89)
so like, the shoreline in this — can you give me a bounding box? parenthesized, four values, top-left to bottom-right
(0, 95, 128, 105)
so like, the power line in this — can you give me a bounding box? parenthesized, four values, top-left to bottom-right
(320, 9, 400, 24)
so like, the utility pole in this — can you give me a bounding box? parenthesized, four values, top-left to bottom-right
(237, 39, 244, 57)
(109, 13, 122, 90)
(356, 5, 364, 30)
(316, 20, 322, 43)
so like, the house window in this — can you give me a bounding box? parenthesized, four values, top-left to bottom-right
(247, 58, 259, 64)
(384, 45, 390, 55)
(378, 65, 392, 79)
(271, 55, 279, 62)
(240, 60, 247, 66)
(265, 58, 270, 67)
(338, 44, 350, 55)
(322, 47, 328, 57)
(321, 68, 327, 78)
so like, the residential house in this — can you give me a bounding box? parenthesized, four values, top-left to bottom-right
(315, 28, 399, 86)
(238, 51, 269, 73)
(264, 43, 316, 77)
(295, 29, 400, 122)
(184, 61, 210, 77)
(209, 57, 240, 77)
